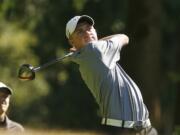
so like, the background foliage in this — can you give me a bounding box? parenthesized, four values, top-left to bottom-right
(0, 0, 179, 134)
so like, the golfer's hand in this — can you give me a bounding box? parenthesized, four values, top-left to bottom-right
(69, 47, 77, 52)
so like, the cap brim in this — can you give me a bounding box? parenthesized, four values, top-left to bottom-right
(78, 15, 94, 26)
(0, 87, 12, 95)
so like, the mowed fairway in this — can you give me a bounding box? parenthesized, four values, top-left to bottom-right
(0, 129, 103, 135)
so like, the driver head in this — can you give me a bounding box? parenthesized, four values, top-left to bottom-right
(18, 64, 35, 80)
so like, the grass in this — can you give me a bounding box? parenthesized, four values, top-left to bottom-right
(0, 128, 103, 135)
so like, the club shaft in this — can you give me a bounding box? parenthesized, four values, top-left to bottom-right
(33, 52, 73, 72)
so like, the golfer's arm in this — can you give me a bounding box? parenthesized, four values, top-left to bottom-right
(99, 34, 129, 46)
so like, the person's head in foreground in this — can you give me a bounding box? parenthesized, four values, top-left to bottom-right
(0, 82, 12, 116)
(66, 15, 98, 51)
(0, 82, 24, 132)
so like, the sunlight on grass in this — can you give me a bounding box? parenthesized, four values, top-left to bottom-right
(0, 129, 103, 135)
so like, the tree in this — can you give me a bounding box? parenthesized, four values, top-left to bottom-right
(125, 0, 162, 131)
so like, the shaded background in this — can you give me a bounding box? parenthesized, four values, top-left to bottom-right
(0, 0, 179, 134)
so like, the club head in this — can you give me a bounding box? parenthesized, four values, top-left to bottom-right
(18, 64, 35, 80)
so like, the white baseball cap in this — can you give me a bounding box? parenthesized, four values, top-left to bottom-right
(66, 15, 94, 39)
(0, 82, 12, 95)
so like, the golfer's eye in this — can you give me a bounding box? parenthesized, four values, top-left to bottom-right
(87, 26, 92, 31)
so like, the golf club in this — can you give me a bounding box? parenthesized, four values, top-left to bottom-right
(18, 52, 74, 81)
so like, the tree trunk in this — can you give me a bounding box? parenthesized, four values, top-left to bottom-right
(124, 0, 163, 132)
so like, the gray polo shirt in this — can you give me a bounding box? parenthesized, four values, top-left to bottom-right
(0, 115, 24, 132)
(70, 39, 149, 121)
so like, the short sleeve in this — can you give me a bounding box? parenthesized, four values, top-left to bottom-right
(92, 40, 122, 69)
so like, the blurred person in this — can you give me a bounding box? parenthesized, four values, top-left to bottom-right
(65, 15, 158, 135)
(0, 82, 24, 133)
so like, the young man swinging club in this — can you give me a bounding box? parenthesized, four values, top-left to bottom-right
(65, 15, 158, 135)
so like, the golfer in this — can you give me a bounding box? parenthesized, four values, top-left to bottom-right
(66, 15, 158, 135)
